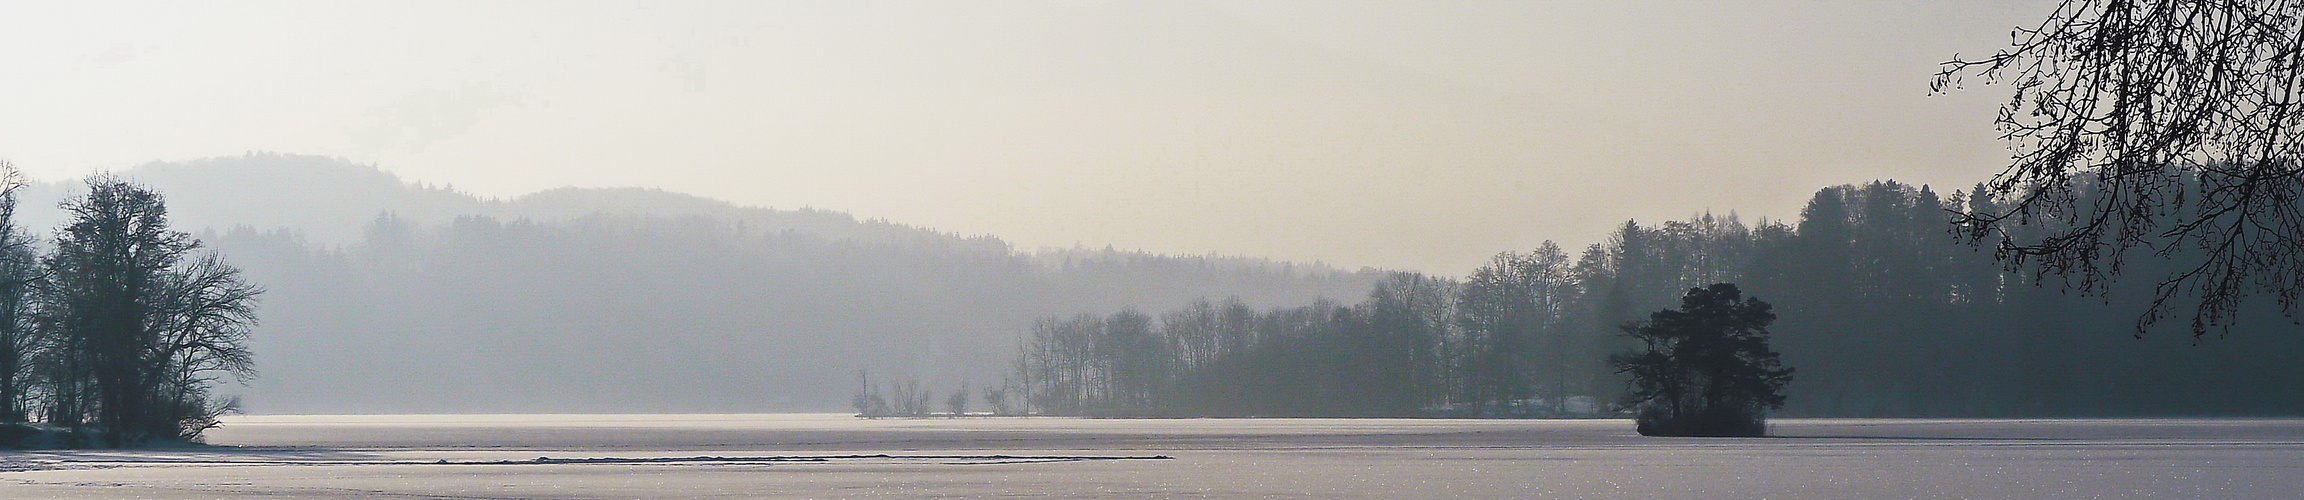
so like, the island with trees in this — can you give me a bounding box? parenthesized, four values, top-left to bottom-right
(0, 165, 261, 448)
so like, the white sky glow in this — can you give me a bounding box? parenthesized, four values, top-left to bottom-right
(0, 0, 2049, 273)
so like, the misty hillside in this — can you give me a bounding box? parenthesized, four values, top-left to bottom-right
(33, 154, 1386, 413)
(18, 153, 1001, 253)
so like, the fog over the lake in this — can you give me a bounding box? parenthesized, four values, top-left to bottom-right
(0, 0, 2049, 273)
(0, 155, 1392, 413)
(11, 4, 2304, 498)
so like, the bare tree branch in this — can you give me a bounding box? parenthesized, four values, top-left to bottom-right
(1938, 0, 2304, 338)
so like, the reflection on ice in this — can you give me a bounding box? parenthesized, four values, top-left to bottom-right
(6, 416, 2304, 499)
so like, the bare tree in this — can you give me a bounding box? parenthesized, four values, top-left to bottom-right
(946, 382, 969, 417)
(40, 177, 259, 445)
(983, 382, 1010, 416)
(0, 163, 38, 424)
(149, 254, 260, 436)
(1934, 0, 2304, 337)
(887, 378, 930, 417)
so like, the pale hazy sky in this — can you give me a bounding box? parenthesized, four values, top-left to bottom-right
(0, 0, 2047, 273)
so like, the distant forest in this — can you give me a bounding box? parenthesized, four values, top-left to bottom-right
(33, 154, 2304, 416)
(94, 154, 1383, 413)
(1006, 181, 2304, 418)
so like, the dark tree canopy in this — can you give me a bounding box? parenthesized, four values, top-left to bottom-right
(1935, 0, 2304, 337)
(0, 164, 36, 425)
(1002, 182, 2304, 419)
(32, 177, 260, 446)
(1613, 283, 1791, 437)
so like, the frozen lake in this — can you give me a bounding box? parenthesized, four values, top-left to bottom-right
(5, 414, 2302, 498)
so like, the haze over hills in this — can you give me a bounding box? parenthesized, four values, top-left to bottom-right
(24, 154, 1387, 413)
(17, 153, 1006, 253)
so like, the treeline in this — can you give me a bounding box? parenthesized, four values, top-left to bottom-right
(206, 209, 1380, 413)
(40, 155, 1384, 413)
(1008, 257, 1608, 417)
(0, 171, 259, 447)
(1009, 180, 2304, 417)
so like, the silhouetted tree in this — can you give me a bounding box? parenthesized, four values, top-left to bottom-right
(1360, 272, 1454, 414)
(946, 383, 969, 417)
(37, 177, 258, 446)
(1099, 310, 1165, 415)
(1026, 314, 1100, 415)
(983, 383, 1011, 416)
(1936, 0, 2304, 336)
(851, 370, 889, 417)
(0, 165, 37, 424)
(887, 378, 930, 417)
(1614, 284, 1791, 437)
(1455, 249, 1572, 412)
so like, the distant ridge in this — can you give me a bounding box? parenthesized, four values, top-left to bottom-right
(12, 153, 1386, 413)
(21, 153, 1013, 253)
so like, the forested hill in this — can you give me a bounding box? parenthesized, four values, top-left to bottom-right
(35, 154, 1387, 413)
(1013, 181, 2304, 419)
(17, 153, 1001, 252)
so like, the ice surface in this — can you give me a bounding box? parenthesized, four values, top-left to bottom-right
(3, 415, 2301, 498)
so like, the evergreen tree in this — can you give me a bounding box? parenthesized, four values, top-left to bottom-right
(1614, 284, 1792, 437)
